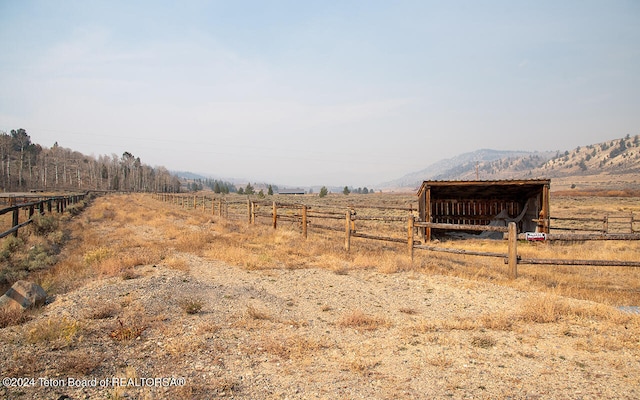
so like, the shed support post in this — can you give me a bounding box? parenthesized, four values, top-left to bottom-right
(425, 187, 432, 242)
(508, 222, 518, 279)
(542, 183, 550, 234)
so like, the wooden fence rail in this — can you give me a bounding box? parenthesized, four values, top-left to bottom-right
(545, 213, 638, 234)
(0, 193, 87, 239)
(154, 193, 640, 278)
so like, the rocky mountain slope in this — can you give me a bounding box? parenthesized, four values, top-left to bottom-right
(381, 135, 640, 190)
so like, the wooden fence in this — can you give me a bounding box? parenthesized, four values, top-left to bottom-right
(154, 193, 640, 278)
(0, 193, 87, 239)
(412, 220, 640, 279)
(543, 213, 638, 234)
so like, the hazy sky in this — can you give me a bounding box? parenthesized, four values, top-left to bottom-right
(1, 1, 639, 187)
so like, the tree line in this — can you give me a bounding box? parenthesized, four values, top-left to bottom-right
(0, 129, 181, 193)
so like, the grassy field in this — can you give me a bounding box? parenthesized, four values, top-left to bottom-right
(1, 191, 639, 306)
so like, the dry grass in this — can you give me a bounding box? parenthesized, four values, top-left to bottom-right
(244, 304, 272, 321)
(179, 297, 204, 314)
(26, 316, 82, 347)
(343, 355, 380, 376)
(471, 334, 497, 348)
(257, 334, 325, 360)
(109, 315, 147, 342)
(0, 308, 33, 328)
(416, 317, 479, 332)
(85, 302, 120, 320)
(428, 352, 454, 369)
(8, 192, 638, 319)
(163, 255, 190, 271)
(338, 309, 389, 331)
(54, 192, 638, 313)
(57, 350, 104, 375)
(518, 294, 573, 323)
(479, 312, 514, 330)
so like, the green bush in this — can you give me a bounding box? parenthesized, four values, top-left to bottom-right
(0, 236, 23, 261)
(31, 214, 59, 236)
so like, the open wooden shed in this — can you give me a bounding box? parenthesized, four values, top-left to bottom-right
(417, 179, 551, 241)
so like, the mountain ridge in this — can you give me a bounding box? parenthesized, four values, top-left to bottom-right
(378, 135, 640, 191)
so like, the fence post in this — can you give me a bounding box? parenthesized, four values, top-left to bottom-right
(302, 205, 308, 239)
(350, 208, 356, 233)
(345, 211, 351, 251)
(12, 208, 19, 237)
(508, 222, 518, 279)
(202, 196, 206, 212)
(603, 215, 609, 234)
(272, 201, 277, 229)
(408, 215, 414, 262)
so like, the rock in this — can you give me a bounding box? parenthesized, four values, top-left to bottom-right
(0, 280, 47, 312)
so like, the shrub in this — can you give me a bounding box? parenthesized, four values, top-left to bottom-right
(83, 247, 112, 266)
(0, 236, 23, 261)
(471, 335, 497, 348)
(110, 317, 146, 341)
(31, 214, 59, 236)
(179, 298, 204, 315)
(66, 200, 87, 217)
(0, 308, 32, 328)
(27, 317, 81, 347)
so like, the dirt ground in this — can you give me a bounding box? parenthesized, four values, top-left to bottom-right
(2, 254, 639, 399)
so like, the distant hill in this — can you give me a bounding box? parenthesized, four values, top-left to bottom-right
(172, 171, 210, 180)
(379, 135, 640, 191)
(379, 149, 552, 190)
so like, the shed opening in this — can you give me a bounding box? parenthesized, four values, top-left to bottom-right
(417, 180, 551, 241)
